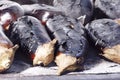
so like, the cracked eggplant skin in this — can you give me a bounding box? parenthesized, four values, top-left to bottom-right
(8, 16, 56, 66)
(0, 1, 24, 30)
(85, 19, 120, 64)
(53, 0, 93, 24)
(95, 0, 120, 19)
(46, 15, 87, 75)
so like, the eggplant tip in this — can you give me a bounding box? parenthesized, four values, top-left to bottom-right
(103, 44, 120, 64)
(0, 59, 10, 72)
(0, 45, 18, 72)
(33, 40, 56, 66)
(55, 52, 82, 75)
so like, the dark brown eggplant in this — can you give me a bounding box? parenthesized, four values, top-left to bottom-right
(53, 0, 93, 24)
(0, 1, 24, 31)
(0, 25, 18, 72)
(8, 16, 57, 66)
(46, 15, 87, 75)
(85, 19, 120, 64)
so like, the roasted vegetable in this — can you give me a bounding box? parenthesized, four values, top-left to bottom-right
(53, 0, 93, 24)
(0, 25, 18, 72)
(11, 0, 54, 5)
(46, 15, 87, 75)
(0, 0, 24, 30)
(8, 16, 57, 66)
(22, 4, 62, 25)
(95, 0, 120, 19)
(85, 19, 120, 64)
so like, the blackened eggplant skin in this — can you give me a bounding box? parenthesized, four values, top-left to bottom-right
(0, 1, 24, 30)
(0, 25, 18, 72)
(11, 0, 53, 5)
(85, 19, 120, 64)
(95, 0, 120, 19)
(53, 0, 93, 24)
(46, 15, 87, 75)
(8, 16, 57, 66)
(22, 4, 62, 25)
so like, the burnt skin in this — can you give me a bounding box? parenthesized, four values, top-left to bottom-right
(95, 0, 120, 19)
(85, 19, 120, 64)
(0, 25, 18, 72)
(22, 4, 62, 25)
(8, 16, 57, 66)
(11, 0, 54, 5)
(0, 1, 24, 30)
(53, 0, 93, 24)
(46, 15, 87, 75)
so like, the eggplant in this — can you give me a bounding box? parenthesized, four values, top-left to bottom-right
(85, 19, 120, 64)
(53, 0, 93, 24)
(22, 4, 62, 25)
(0, 25, 18, 72)
(10, 0, 53, 5)
(0, 1, 24, 31)
(46, 15, 87, 75)
(95, 0, 120, 19)
(8, 16, 57, 66)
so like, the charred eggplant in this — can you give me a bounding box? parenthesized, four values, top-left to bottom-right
(85, 19, 120, 64)
(95, 0, 120, 19)
(8, 16, 57, 66)
(46, 15, 87, 75)
(22, 4, 62, 25)
(53, 0, 93, 24)
(11, 0, 53, 5)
